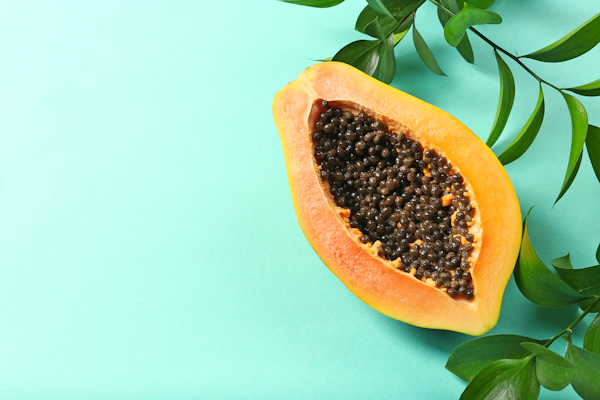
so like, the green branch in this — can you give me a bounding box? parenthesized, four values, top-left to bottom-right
(427, 0, 563, 91)
(544, 296, 600, 347)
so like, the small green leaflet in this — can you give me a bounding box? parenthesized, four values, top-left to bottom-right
(362, 18, 396, 84)
(373, 33, 396, 84)
(555, 92, 588, 204)
(446, 334, 546, 382)
(579, 292, 600, 314)
(587, 125, 600, 185)
(372, 0, 424, 20)
(555, 153, 583, 205)
(523, 11, 600, 63)
(332, 39, 381, 77)
(514, 209, 592, 307)
(365, 17, 387, 40)
(278, 0, 344, 7)
(521, 342, 576, 391)
(551, 257, 600, 294)
(565, 342, 600, 400)
(456, 33, 475, 63)
(459, 357, 540, 400)
(437, 0, 474, 63)
(412, 24, 445, 76)
(552, 254, 600, 313)
(565, 330, 573, 344)
(320, 28, 408, 66)
(566, 78, 600, 97)
(395, 13, 415, 34)
(393, 30, 409, 46)
(367, 0, 395, 19)
(356, 0, 423, 36)
(551, 254, 573, 270)
(486, 50, 515, 148)
(498, 84, 544, 165)
(356, 7, 413, 37)
(444, 4, 502, 47)
(442, 0, 460, 14)
(597, 241, 600, 264)
(356, 6, 400, 37)
(585, 314, 600, 356)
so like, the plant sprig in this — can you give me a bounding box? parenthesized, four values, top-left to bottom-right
(446, 210, 600, 399)
(278, 0, 600, 203)
(279, 1, 600, 398)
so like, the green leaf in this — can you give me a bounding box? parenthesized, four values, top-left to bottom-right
(552, 258, 600, 294)
(396, 13, 415, 33)
(555, 93, 588, 204)
(521, 342, 576, 391)
(332, 39, 381, 77)
(455, 32, 475, 63)
(437, 1, 474, 63)
(555, 152, 583, 204)
(514, 209, 592, 307)
(579, 296, 600, 314)
(566, 78, 600, 97)
(380, 0, 424, 19)
(365, 17, 388, 41)
(584, 314, 600, 356)
(578, 284, 600, 312)
(549, 254, 600, 312)
(459, 357, 540, 400)
(438, 4, 451, 25)
(565, 330, 573, 344)
(367, 0, 395, 19)
(444, 4, 502, 47)
(324, 27, 407, 64)
(372, 33, 396, 84)
(412, 24, 446, 76)
(278, 0, 344, 7)
(597, 241, 600, 264)
(356, 6, 399, 37)
(551, 254, 574, 270)
(356, 1, 421, 36)
(393, 29, 409, 46)
(523, 12, 600, 62)
(587, 125, 600, 185)
(498, 85, 545, 165)
(442, 0, 460, 14)
(486, 50, 516, 148)
(565, 342, 600, 400)
(446, 334, 546, 382)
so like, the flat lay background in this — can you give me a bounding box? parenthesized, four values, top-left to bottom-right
(1, 1, 599, 399)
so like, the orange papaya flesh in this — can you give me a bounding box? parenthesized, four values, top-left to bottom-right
(273, 62, 522, 335)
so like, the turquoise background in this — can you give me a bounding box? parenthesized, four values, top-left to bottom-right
(0, 1, 599, 398)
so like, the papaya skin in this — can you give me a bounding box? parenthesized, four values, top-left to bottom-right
(273, 62, 521, 336)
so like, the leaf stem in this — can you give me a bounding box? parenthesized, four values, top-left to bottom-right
(427, 0, 563, 92)
(469, 28, 562, 91)
(544, 296, 600, 347)
(428, 0, 453, 17)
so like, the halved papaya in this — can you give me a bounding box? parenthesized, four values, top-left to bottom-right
(273, 62, 521, 335)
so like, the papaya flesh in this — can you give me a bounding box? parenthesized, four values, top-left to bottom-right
(273, 62, 521, 335)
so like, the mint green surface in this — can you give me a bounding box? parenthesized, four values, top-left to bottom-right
(0, 1, 599, 399)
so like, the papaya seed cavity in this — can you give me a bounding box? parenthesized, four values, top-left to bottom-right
(313, 100, 477, 300)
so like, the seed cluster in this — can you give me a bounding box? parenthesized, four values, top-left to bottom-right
(313, 101, 476, 299)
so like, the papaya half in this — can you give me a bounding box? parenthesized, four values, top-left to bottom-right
(273, 62, 521, 335)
